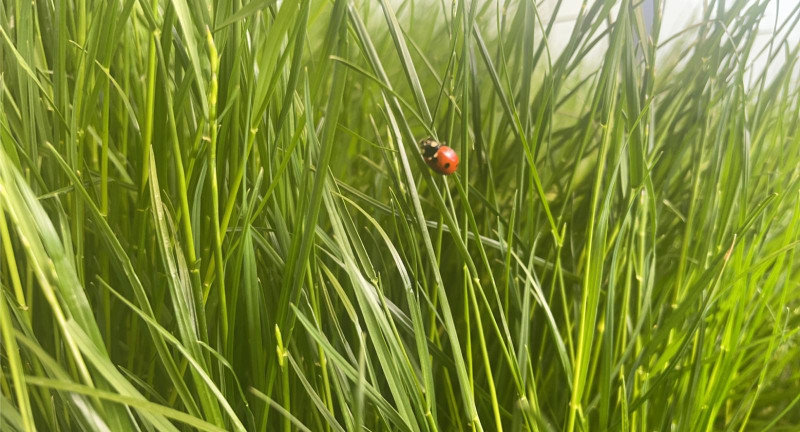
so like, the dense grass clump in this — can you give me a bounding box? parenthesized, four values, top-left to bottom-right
(2, 0, 800, 430)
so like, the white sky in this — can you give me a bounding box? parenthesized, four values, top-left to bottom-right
(543, 0, 800, 85)
(382, 0, 800, 87)
(539, 0, 800, 84)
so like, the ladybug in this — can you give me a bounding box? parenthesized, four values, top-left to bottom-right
(419, 138, 459, 175)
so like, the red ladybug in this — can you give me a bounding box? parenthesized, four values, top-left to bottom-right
(420, 138, 459, 175)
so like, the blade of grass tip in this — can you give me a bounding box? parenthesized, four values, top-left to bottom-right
(275, 325, 291, 432)
(619, 373, 629, 432)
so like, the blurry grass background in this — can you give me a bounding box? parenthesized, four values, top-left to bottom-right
(1, 0, 800, 431)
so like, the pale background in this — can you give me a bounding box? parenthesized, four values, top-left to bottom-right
(542, 0, 800, 85)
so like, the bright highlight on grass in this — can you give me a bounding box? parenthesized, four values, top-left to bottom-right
(1, 0, 799, 431)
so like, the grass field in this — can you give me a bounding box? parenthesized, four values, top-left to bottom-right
(2, 0, 800, 430)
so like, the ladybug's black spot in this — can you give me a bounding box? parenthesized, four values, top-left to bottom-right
(444, 163, 450, 169)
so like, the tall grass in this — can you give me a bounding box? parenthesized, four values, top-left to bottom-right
(1, 0, 800, 430)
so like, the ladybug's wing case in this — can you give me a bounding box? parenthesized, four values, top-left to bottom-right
(432, 146, 459, 175)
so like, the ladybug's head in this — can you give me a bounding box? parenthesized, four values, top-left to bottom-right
(419, 138, 441, 159)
